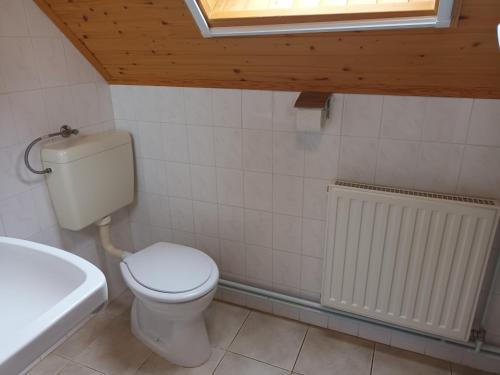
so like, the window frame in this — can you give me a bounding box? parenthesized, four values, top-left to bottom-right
(184, 0, 456, 38)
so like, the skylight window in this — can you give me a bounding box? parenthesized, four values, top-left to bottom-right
(185, 0, 456, 37)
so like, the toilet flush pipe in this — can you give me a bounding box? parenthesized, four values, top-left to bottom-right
(95, 216, 131, 260)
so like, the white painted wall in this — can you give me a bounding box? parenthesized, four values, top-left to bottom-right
(0, 0, 133, 298)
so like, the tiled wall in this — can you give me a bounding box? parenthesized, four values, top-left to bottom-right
(110, 86, 500, 343)
(0, 0, 132, 298)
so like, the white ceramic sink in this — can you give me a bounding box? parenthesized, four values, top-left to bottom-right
(0, 237, 108, 375)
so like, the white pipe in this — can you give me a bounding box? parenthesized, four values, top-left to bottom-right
(218, 279, 500, 357)
(95, 216, 130, 259)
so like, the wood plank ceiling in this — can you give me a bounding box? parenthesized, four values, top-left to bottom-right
(35, 0, 500, 98)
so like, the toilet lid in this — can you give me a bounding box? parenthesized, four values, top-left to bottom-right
(122, 242, 214, 294)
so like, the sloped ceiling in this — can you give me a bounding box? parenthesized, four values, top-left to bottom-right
(35, 0, 500, 98)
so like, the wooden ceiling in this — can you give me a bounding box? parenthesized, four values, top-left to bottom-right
(35, 0, 500, 98)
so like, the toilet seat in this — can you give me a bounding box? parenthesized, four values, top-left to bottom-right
(120, 242, 219, 303)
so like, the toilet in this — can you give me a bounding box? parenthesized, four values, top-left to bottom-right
(41, 130, 219, 367)
(120, 242, 219, 366)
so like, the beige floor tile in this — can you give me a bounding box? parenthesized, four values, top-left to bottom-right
(214, 352, 290, 375)
(55, 312, 116, 360)
(105, 290, 134, 318)
(75, 312, 151, 375)
(372, 344, 451, 375)
(294, 327, 373, 375)
(27, 354, 69, 375)
(451, 364, 496, 375)
(58, 362, 104, 375)
(135, 348, 225, 375)
(229, 311, 307, 370)
(205, 301, 250, 349)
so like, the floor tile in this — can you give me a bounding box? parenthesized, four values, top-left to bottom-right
(27, 354, 69, 375)
(205, 301, 250, 349)
(294, 327, 373, 375)
(372, 344, 451, 375)
(214, 352, 289, 375)
(451, 364, 496, 375)
(55, 312, 116, 359)
(58, 363, 104, 375)
(135, 348, 225, 375)
(75, 312, 151, 375)
(229, 311, 307, 370)
(105, 290, 134, 317)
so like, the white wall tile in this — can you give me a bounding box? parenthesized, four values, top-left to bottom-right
(42, 86, 77, 129)
(467, 99, 500, 147)
(0, 0, 29, 36)
(32, 184, 57, 230)
(458, 146, 500, 199)
(135, 86, 163, 123)
(244, 171, 272, 211)
(220, 239, 246, 276)
(342, 94, 383, 137)
(111, 85, 137, 120)
(218, 204, 244, 242)
(172, 229, 196, 248)
(212, 88, 241, 128)
(185, 87, 212, 126)
(147, 193, 171, 228)
(246, 244, 273, 282)
(23, 0, 60, 37)
(216, 168, 243, 206)
(139, 121, 164, 159)
(381, 95, 425, 141)
(339, 136, 378, 184)
(422, 97, 472, 143)
(328, 315, 359, 336)
(32, 37, 68, 87)
(159, 87, 185, 124)
(273, 91, 298, 131)
(273, 131, 304, 176)
(273, 174, 303, 216)
(162, 124, 189, 163)
(191, 165, 217, 203)
(303, 133, 340, 179)
(301, 218, 325, 258)
(188, 126, 215, 166)
(273, 214, 301, 254)
(323, 94, 343, 135)
(273, 250, 301, 289)
(390, 331, 427, 354)
(300, 256, 322, 293)
(302, 178, 328, 220)
(244, 208, 273, 247)
(375, 139, 419, 189)
(242, 90, 272, 130)
(214, 127, 242, 169)
(0, 94, 18, 148)
(166, 162, 191, 199)
(9, 89, 49, 142)
(357, 321, 391, 345)
(0, 190, 40, 238)
(62, 38, 97, 84)
(169, 197, 194, 232)
(243, 129, 273, 172)
(195, 234, 220, 265)
(71, 83, 101, 127)
(193, 201, 219, 236)
(139, 158, 165, 195)
(150, 226, 173, 245)
(415, 142, 463, 193)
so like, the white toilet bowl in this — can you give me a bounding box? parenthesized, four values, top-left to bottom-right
(120, 242, 219, 367)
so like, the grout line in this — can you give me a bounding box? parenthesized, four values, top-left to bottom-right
(226, 308, 252, 349)
(291, 326, 309, 374)
(369, 343, 376, 375)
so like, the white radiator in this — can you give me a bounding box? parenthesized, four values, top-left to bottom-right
(322, 181, 500, 341)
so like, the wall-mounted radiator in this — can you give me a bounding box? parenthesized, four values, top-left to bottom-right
(322, 181, 500, 341)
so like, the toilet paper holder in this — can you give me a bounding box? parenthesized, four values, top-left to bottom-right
(295, 92, 332, 132)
